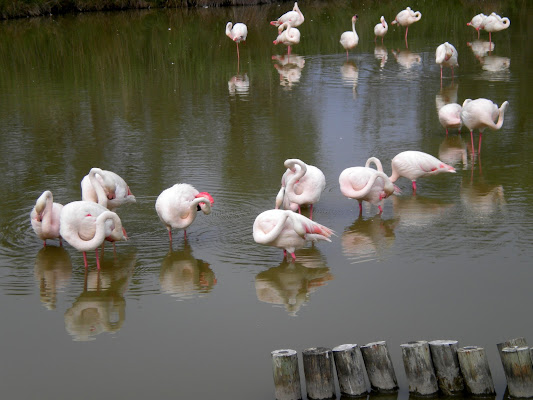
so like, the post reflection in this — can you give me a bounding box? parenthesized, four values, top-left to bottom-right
(272, 54, 305, 89)
(438, 135, 468, 168)
(228, 73, 250, 97)
(159, 242, 216, 299)
(34, 246, 72, 310)
(374, 45, 388, 70)
(255, 247, 333, 316)
(341, 216, 397, 264)
(341, 60, 359, 98)
(64, 251, 136, 341)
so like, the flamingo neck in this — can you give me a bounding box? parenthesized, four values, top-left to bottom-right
(89, 168, 109, 208)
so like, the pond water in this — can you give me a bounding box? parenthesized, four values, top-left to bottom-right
(1, 1, 532, 399)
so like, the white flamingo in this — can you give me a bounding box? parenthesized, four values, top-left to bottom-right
(374, 16, 388, 43)
(391, 7, 422, 46)
(155, 183, 214, 243)
(340, 15, 359, 59)
(460, 98, 509, 154)
(339, 157, 397, 215)
(481, 13, 510, 45)
(438, 103, 462, 135)
(60, 201, 126, 269)
(226, 22, 248, 63)
(30, 190, 63, 246)
(435, 42, 458, 84)
(467, 13, 487, 39)
(273, 22, 300, 55)
(81, 167, 136, 211)
(275, 158, 326, 220)
(253, 209, 333, 261)
(389, 151, 456, 194)
(270, 2, 304, 28)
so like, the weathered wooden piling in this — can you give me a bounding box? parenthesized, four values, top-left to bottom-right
(401, 340, 439, 396)
(332, 344, 368, 397)
(360, 341, 398, 392)
(272, 349, 302, 400)
(500, 346, 533, 398)
(302, 347, 336, 400)
(457, 346, 495, 396)
(497, 338, 528, 360)
(428, 340, 464, 395)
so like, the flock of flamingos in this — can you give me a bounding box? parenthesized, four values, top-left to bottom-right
(30, 4, 511, 266)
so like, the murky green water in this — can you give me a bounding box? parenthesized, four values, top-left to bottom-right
(1, 1, 532, 399)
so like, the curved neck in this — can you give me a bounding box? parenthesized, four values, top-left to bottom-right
(501, 18, 510, 26)
(352, 20, 356, 34)
(89, 168, 109, 208)
(256, 211, 291, 243)
(226, 23, 233, 39)
(345, 171, 388, 198)
(495, 102, 508, 129)
(285, 159, 307, 195)
(74, 211, 122, 252)
(413, 12, 422, 21)
(365, 157, 384, 172)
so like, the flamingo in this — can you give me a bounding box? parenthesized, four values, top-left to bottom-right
(155, 183, 214, 243)
(391, 7, 422, 47)
(481, 13, 510, 46)
(253, 209, 333, 261)
(226, 22, 248, 63)
(60, 201, 127, 269)
(374, 16, 388, 43)
(339, 157, 397, 215)
(435, 42, 458, 84)
(438, 103, 462, 136)
(340, 15, 359, 60)
(460, 98, 509, 154)
(275, 158, 326, 220)
(273, 22, 300, 56)
(30, 190, 63, 246)
(81, 167, 136, 211)
(467, 13, 487, 39)
(270, 2, 304, 28)
(389, 151, 456, 194)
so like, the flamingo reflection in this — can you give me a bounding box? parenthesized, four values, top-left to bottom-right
(392, 49, 421, 70)
(374, 45, 388, 69)
(460, 179, 506, 217)
(228, 73, 250, 97)
(391, 195, 454, 228)
(467, 40, 494, 59)
(272, 54, 305, 89)
(64, 251, 136, 341)
(341, 60, 359, 98)
(34, 246, 72, 310)
(438, 135, 468, 168)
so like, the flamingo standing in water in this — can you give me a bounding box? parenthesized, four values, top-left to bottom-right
(273, 22, 300, 56)
(30, 190, 63, 246)
(467, 13, 487, 39)
(270, 2, 304, 28)
(389, 151, 456, 194)
(340, 15, 359, 60)
(436, 42, 458, 85)
(391, 7, 422, 47)
(460, 98, 509, 154)
(481, 13, 510, 46)
(339, 157, 397, 215)
(374, 16, 388, 43)
(275, 158, 325, 220)
(60, 201, 127, 269)
(155, 183, 214, 243)
(253, 209, 333, 261)
(226, 22, 248, 64)
(438, 103, 462, 136)
(81, 167, 136, 211)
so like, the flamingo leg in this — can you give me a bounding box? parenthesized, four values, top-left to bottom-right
(440, 67, 443, 87)
(477, 29, 480, 39)
(288, 45, 292, 56)
(412, 181, 417, 194)
(184, 230, 187, 241)
(309, 204, 313, 220)
(283, 250, 287, 259)
(358, 201, 363, 216)
(168, 229, 172, 243)
(236, 42, 240, 63)
(478, 132, 483, 154)
(346, 50, 349, 60)
(59, 238, 63, 247)
(83, 252, 88, 269)
(43, 240, 46, 247)
(470, 130, 475, 156)
(378, 205, 383, 214)
(96, 248, 101, 270)
(298, 205, 301, 214)
(405, 26, 409, 48)
(446, 128, 449, 136)
(290, 252, 296, 261)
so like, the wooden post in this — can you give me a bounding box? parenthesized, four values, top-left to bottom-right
(500, 346, 533, 398)
(428, 340, 464, 395)
(457, 346, 495, 396)
(272, 349, 302, 400)
(360, 341, 398, 392)
(332, 344, 368, 397)
(302, 347, 336, 400)
(401, 340, 439, 396)
(497, 338, 528, 360)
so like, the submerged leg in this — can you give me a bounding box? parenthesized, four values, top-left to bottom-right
(412, 181, 417, 194)
(83, 251, 88, 269)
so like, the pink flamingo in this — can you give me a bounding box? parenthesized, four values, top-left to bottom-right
(391, 7, 422, 47)
(270, 2, 304, 28)
(460, 98, 509, 154)
(340, 15, 359, 60)
(275, 158, 325, 220)
(467, 13, 487, 39)
(436, 42, 458, 85)
(81, 167, 136, 211)
(253, 209, 333, 261)
(273, 22, 300, 56)
(481, 13, 510, 46)
(60, 201, 127, 269)
(155, 183, 214, 243)
(374, 16, 388, 43)
(30, 190, 63, 246)
(339, 157, 397, 215)
(438, 103, 462, 136)
(389, 151, 456, 194)
(226, 22, 248, 64)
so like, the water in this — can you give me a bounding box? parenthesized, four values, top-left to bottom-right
(1, 1, 532, 399)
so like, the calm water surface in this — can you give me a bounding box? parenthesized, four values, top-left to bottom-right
(1, 1, 533, 399)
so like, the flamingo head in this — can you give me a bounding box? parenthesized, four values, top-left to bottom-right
(195, 192, 214, 213)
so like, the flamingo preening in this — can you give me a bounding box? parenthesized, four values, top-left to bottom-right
(226, 22, 248, 64)
(391, 7, 422, 47)
(374, 16, 388, 43)
(435, 42, 458, 85)
(30, 190, 63, 246)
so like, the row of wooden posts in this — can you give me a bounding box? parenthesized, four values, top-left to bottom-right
(271, 338, 533, 400)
